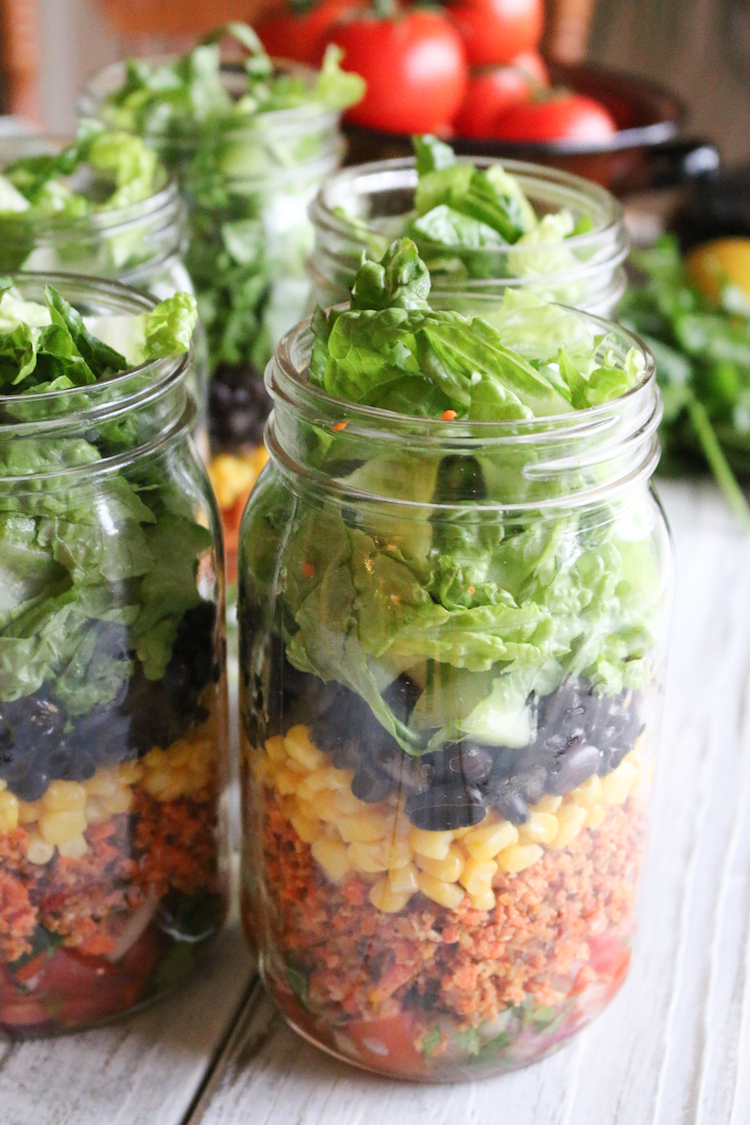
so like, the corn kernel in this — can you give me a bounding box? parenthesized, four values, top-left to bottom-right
(101, 787, 134, 816)
(284, 726, 325, 771)
(0, 780, 5, 791)
(416, 844, 465, 883)
(535, 794, 562, 813)
(58, 835, 88, 859)
(275, 769, 301, 796)
(369, 877, 413, 913)
(265, 735, 287, 762)
(336, 812, 388, 844)
(301, 767, 350, 795)
(459, 855, 498, 897)
(409, 827, 453, 861)
(26, 833, 55, 865)
(496, 843, 544, 873)
(452, 826, 474, 839)
(0, 791, 19, 833)
(333, 787, 367, 815)
(83, 770, 119, 799)
(311, 837, 352, 884)
(550, 804, 587, 849)
(518, 812, 558, 846)
(388, 862, 419, 894)
(585, 803, 606, 829)
(39, 810, 87, 846)
(311, 790, 339, 822)
(602, 761, 636, 806)
(17, 799, 42, 825)
(380, 837, 412, 869)
(85, 798, 110, 825)
(570, 775, 603, 808)
(42, 780, 86, 813)
(470, 889, 496, 912)
(416, 871, 465, 910)
(291, 812, 323, 844)
(348, 841, 388, 873)
(118, 761, 143, 785)
(464, 819, 518, 861)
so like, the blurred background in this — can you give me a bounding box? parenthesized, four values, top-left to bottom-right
(1, 0, 749, 166)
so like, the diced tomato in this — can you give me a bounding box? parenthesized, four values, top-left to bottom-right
(0, 929, 160, 1031)
(588, 932, 631, 982)
(343, 1012, 427, 1077)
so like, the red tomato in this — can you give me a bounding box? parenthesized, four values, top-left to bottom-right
(512, 49, 548, 86)
(327, 10, 468, 134)
(493, 92, 618, 143)
(344, 1013, 427, 1077)
(453, 52, 548, 138)
(0, 932, 160, 1031)
(256, 0, 363, 67)
(588, 932, 631, 982)
(446, 0, 544, 67)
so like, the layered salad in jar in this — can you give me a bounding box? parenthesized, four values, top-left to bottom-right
(239, 240, 671, 1080)
(0, 282, 227, 1033)
(82, 24, 364, 578)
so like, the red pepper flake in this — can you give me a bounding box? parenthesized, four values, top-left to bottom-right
(301, 563, 315, 578)
(333, 421, 348, 431)
(440, 410, 457, 421)
(467, 586, 476, 595)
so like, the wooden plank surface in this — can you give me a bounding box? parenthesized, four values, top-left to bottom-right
(189, 479, 750, 1125)
(0, 926, 254, 1125)
(5, 479, 750, 1125)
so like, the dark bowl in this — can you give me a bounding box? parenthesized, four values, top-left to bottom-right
(343, 61, 719, 196)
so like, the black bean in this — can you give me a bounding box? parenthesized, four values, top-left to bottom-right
(446, 742, 494, 784)
(12, 768, 50, 803)
(489, 743, 539, 780)
(486, 779, 530, 825)
(546, 743, 602, 796)
(406, 783, 486, 831)
(514, 766, 547, 805)
(351, 766, 397, 803)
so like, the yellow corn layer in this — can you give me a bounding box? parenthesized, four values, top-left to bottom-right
(1, 715, 218, 864)
(257, 725, 650, 916)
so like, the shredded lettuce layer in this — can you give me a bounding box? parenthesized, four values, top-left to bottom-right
(242, 241, 665, 755)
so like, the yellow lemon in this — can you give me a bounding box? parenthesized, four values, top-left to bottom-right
(687, 238, 750, 304)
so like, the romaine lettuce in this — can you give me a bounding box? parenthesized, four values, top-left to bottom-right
(243, 240, 664, 754)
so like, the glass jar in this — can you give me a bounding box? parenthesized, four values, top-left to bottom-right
(0, 134, 209, 450)
(0, 275, 228, 1036)
(308, 157, 628, 317)
(79, 62, 345, 581)
(238, 305, 672, 1081)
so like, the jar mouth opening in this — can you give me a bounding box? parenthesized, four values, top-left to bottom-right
(0, 134, 182, 240)
(309, 156, 625, 261)
(79, 56, 342, 149)
(0, 271, 190, 424)
(269, 304, 656, 447)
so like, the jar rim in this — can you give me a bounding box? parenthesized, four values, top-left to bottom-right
(0, 271, 189, 427)
(308, 156, 627, 272)
(78, 55, 342, 151)
(268, 303, 655, 444)
(0, 133, 183, 240)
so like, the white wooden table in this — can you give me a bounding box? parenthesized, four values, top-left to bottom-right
(3, 478, 749, 1125)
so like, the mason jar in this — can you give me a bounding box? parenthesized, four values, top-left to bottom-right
(0, 275, 228, 1036)
(308, 157, 628, 317)
(79, 61, 345, 581)
(238, 305, 672, 1081)
(0, 134, 208, 450)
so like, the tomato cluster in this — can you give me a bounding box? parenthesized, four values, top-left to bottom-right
(255, 0, 617, 143)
